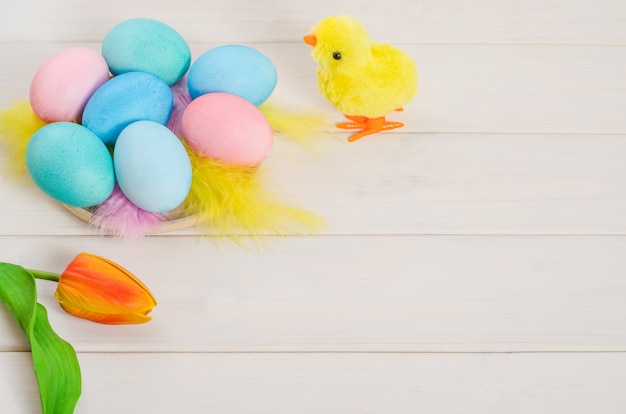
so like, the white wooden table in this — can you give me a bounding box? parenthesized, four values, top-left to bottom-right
(2, 1, 626, 412)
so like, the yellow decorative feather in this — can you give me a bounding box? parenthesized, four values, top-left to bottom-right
(259, 100, 331, 148)
(0, 101, 46, 180)
(181, 145, 326, 240)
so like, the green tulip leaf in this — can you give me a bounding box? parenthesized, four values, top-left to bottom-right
(0, 262, 81, 414)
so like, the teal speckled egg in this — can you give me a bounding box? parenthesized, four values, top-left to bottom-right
(26, 122, 115, 207)
(102, 18, 191, 86)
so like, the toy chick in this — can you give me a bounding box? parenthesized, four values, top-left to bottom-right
(304, 15, 417, 142)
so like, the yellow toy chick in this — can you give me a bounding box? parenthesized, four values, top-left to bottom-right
(304, 15, 418, 142)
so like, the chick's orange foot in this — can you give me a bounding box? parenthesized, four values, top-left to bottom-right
(337, 115, 404, 142)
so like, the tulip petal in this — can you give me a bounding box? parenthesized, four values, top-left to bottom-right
(58, 302, 152, 325)
(55, 253, 156, 324)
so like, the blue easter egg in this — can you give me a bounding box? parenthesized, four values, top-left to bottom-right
(102, 18, 191, 86)
(114, 120, 192, 213)
(187, 45, 277, 106)
(82, 71, 173, 146)
(26, 122, 115, 207)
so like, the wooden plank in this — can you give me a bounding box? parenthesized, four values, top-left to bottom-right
(2, 131, 626, 236)
(2, 0, 626, 44)
(1, 235, 626, 353)
(2, 43, 626, 134)
(3, 351, 626, 413)
(261, 42, 626, 134)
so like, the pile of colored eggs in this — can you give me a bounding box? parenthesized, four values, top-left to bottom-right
(26, 18, 278, 214)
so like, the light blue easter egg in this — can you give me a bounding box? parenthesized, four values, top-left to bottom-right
(187, 45, 277, 106)
(114, 120, 192, 213)
(82, 71, 173, 146)
(26, 122, 115, 207)
(102, 18, 191, 86)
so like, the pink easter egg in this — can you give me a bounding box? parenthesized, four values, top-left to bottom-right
(181, 92, 273, 167)
(30, 47, 110, 122)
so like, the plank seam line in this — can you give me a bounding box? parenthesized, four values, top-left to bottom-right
(3, 40, 626, 47)
(1, 234, 626, 239)
(4, 350, 626, 355)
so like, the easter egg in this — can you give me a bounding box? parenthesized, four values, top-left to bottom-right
(29, 47, 110, 123)
(181, 93, 273, 167)
(26, 122, 115, 207)
(187, 45, 277, 106)
(102, 18, 191, 86)
(82, 71, 173, 146)
(114, 120, 192, 213)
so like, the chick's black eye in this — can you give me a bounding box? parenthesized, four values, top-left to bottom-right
(332, 52, 342, 60)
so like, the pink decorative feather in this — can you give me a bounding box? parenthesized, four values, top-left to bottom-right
(90, 185, 169, 238)
(166, 78, 192, 137)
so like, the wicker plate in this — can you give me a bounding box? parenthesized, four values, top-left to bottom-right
(62, 204, 198, 234)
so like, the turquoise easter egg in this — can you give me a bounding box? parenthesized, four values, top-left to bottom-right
(187, 45, 277, 106)
(102, 18, 191, 85)
(82, 71, 173, 146)
(114, 120, 192, 213)
(26, 122, 115, 207)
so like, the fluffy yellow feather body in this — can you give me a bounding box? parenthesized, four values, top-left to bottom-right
(317, 41, 417, 118)
(305, 15, 417, 141)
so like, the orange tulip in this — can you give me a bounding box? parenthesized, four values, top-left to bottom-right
(54, 253, 157, 324)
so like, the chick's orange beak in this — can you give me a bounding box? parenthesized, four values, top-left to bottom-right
(303, 34, 317, 47)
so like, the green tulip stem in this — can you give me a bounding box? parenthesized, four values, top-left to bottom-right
(0, 262, 81, 414)
(28, 270, 61, 282)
